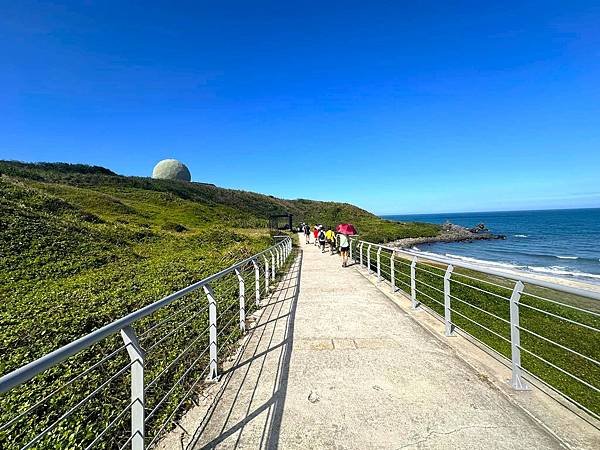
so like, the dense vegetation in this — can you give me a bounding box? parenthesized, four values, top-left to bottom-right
(0, 166, 274, 448)
(352, 240, 600, 418)
(0, 160, 439, 448)
(0, 160, 439, 372)
(0, 160, 440, 243)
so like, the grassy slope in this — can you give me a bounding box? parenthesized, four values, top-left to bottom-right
(0, 164, 268, 372)
(0, 159, 437, 371)
(0, 160, 440, 242)
(0, 161, 439, 448)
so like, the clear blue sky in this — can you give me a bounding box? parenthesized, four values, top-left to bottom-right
(2, 1, 599, 214)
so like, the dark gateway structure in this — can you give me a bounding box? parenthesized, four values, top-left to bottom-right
(269, 213, 293, 231)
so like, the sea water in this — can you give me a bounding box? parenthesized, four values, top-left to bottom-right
(382, 208, 600, 284)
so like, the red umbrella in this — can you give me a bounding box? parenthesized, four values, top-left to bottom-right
(336, 223, 357, 235)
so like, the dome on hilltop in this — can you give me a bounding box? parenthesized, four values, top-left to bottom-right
(151, 159, 191, 181)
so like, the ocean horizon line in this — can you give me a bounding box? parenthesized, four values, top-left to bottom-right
(381, 208, 600, 286)
(379, 206, 600, 217)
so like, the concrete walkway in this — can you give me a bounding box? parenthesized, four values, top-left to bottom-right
(185, 238, 565, 449)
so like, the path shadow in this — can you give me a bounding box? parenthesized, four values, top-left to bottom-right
(187, 250, 303, 450)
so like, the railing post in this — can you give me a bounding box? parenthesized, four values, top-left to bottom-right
(270, 251, 276, 282)
(390, 251, 395, 292)
(235, 269, 246, 334)
(349, 239, 353, 260)
(376, 247, 381, 282)
(275, 247, 280, 269)
(410, 257, 418, 309)
(359, 242, 363, 267)
(509, 281, 529, 390)
(444, 265, 455, 336)
(367, 245, 372, 274)
(252, 259, 260, 306)
(263, 255, 269, 294)
(203, 284, 218, 381)
(120, 326, 145, 450)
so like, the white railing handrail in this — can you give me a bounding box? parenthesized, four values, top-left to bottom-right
(0, 237, 292, 393)
(354, 239, 600, 302)
(350, 236, 599, 422)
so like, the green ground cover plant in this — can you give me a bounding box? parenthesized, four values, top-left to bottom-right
(1, 160, 436, 448)
(351, 240, 600, 418)
(0, 161, 441, 243)
(0, 162, 278, 448)
(0, 160, 442, 447)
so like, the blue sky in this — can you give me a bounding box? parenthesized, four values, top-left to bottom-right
(1, 1, 599, 214)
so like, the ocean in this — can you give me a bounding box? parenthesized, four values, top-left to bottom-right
(382, 208, 600, 284)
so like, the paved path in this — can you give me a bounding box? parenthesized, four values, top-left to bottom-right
(187, 237, 562, 449)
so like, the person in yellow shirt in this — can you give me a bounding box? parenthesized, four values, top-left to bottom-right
(325, 228, 336, 254)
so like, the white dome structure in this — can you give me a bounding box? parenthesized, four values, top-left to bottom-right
(152, 159, 191, 182)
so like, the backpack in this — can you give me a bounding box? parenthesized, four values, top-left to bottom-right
(318, 230, 326, 241)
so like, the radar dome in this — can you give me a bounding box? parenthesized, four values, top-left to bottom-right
(152, 159, 191, 181)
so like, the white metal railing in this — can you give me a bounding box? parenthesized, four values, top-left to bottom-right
(0, 237, 293, 450)
(350, 237, 600, 421)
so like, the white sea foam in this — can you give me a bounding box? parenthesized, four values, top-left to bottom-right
(527, 266, 600, 280)
(409, 248, 600, 284)
(407, 249, 438, 260)
(443, 253, 525, 270)
(514, 234, 528, 238)
(556, 255, 578, 260)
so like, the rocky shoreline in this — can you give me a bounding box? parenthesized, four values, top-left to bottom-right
(390, 222, 505, 249)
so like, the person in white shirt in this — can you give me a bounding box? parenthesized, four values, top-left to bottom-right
(338, 233, 350, 267)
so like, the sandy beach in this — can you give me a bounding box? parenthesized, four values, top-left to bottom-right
(390, 246, 600, 295)
(488, 265, 600, 294)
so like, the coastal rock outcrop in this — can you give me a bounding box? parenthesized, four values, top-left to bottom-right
(391, 222, 505, 248)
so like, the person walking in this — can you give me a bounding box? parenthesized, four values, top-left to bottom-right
(338, 232, 351, 267)
(303, 223, 311, 244)
(318, 227, 327, 253)
(325, 227, 336, 254)
(313, 226, 319, 246)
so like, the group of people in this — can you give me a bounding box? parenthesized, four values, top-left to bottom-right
(300, 223, 351, 267)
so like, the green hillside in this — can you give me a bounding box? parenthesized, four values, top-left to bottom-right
(0, 160, 439, 368)
(0, 160, 440, 241)
(0, 160, 440, 448)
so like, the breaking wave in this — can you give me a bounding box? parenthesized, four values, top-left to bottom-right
(443, 253, 525, 270)
(526, 266, 600, 280)
(409, 248, 600, 282)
